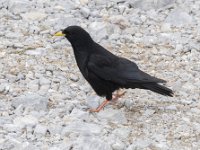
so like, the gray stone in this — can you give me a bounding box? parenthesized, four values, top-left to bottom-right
(5, 32, 24, 39)
(80, 7, 90, 18)
(13, 115, 38, 129)
(80, 0, 89, 5)
(175, 44, 184, 52)
(97, 108, 127, 124)
(112, 127, 131, 139)
(25, 48, 47, 56)
(70, 108, 89, 121)
(12, 93, 48, 111)
(72, 135, 112, 150)
(127, 138, 152, 149)
(144, 109, 155, 117)
(39, 77, 51, 85)
(21, 12, 47, 21)
(191, 108, 200, 114)
(27, 80, 39, 91)
(69, 74, 79, 82)
(112, 140, 125, 150)
(86, 95, 101, 109)
(165, 105, 177, 111)
(161, 23, 171, 32)
(109, 15, 130, 28)
(62, 121, 102, 136)
(165, 9, 193, 27)
(130, 0, 175, 10)
(0, 84, 5, 93)
(88, 22, 108, 42)
(8, 0, 33, 14)
(49, 147, 61, 150)
(16, 73, 25, 81)
(48, 124, 62, 135)
(3, 124, 19, 132)
(34, 124, 47, 135)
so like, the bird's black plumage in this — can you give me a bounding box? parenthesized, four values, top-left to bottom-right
(60, 26, 173, 100)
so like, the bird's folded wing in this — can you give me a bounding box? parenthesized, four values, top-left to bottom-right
(87, 54, 166, 85)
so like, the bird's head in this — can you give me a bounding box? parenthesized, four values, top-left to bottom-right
(54, 26, 93, 48)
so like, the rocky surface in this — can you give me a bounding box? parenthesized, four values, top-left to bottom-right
(0, 0, 200, 149)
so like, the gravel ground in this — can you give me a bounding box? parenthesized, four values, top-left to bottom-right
(0, 0, 200, 149)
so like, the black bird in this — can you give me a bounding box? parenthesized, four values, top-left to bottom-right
(54, 26, 173, 112)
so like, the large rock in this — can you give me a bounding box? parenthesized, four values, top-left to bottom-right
(13, 115, 38, 129)
(72, 135, 112, 150)
(62, 121, 102, 136)
(129, 0, 175, 10)
(165, 8, 193, 27)
(12, 93, 49, 111)
(97, 108, 127, 124)
(8, 0, 33, 14)
(21, 12, 47, 21)
(88, 22, 108, 42)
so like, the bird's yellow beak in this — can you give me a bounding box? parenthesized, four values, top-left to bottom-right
(54, 31, 65, 36)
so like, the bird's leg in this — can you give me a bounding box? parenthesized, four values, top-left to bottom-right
(89, 91, 126, 112)
(89, 99, 109, 113)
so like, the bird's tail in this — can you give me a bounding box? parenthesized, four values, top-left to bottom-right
(142, 83, 174, 97)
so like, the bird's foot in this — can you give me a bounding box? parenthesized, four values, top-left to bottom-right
(89, 99, 109, 113)
(112, 90, 126, 101)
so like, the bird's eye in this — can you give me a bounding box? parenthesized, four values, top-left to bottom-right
(63, 30, 70, 35)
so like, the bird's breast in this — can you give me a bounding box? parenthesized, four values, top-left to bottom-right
(73, 51, 89, 79)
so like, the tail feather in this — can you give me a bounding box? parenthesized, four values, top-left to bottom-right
(143, 83, 174, 97)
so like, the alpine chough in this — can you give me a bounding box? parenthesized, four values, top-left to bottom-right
(54, 26, 173, 112)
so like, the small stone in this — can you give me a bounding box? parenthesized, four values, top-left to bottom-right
(27, 80, 39, 91)
(127, 138, 152, 149)
(144, 109, 155, 117)
(175, 44, 183, 52)
(80, 7, 90, 18)
(165, 8, 193, 27)
(88, 22, 108, 42)
(9, 0, 32, 14)
(69, 74, 79, 82)
(13, 115, 38, 129)
(70, 108, 89, 121)
(16, 73, 25, 81)
(80, 0, 89, 5)
(109, 15, 130, 28)
(0, 52, 6, 58)
(112, 128, 131, 139)
(97, 108, 127, 124)
(130, 0, 175, 10)
(191, 108, 200, 114)
(48, 123, 62, 135)
(34, 124, 47, 135)
(161, 23, 171, 32)
(49, 147, 61, 150)
(14, 43, 24, 48)
(112, 140, 125, 150)
(165, 105, 177, 111)
(124, 99, 134, 109)
(86, 95, 101, 109)
(62, 121, 102, 136)
(39, 77, 51, 85)
(12, 93, 48, 111)
(21, 12, 47, 21)
(72, 135, 112, 150)
(0, 85, 5, 93)
(4, 124, 19, 132)
(25, 48, 46, 56)
(140, 15, 146, 22)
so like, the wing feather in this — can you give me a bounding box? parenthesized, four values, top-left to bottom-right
(87, 55, 165, 86)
